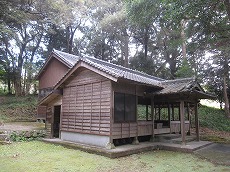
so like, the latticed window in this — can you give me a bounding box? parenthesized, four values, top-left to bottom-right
(114, 92, 136, 122)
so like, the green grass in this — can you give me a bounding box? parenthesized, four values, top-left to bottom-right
(198, 105, 230, 132)
(0, 141, 229, 172)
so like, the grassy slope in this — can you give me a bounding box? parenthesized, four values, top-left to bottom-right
(199, 105, 230, 132)
(0, 141, 229, 172)
(1, 95, 229, 130)
(0, 95, 37, 122)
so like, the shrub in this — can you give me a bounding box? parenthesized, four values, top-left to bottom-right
(198, 105, 230, 132)
(10, 130, 46, 142)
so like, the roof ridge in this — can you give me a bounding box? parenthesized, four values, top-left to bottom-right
(162, 77, 195, 84)
(53, 49, 80, 67)
(81, 58, 119, 77)
(81, 54, 165, 81)
(51, 49, 164, 87)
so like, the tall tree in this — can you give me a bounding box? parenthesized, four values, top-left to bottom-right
(164, 0, 230, 117)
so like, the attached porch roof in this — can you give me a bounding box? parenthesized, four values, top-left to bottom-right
(151, 78, 216, 99)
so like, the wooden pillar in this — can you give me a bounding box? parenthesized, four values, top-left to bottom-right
(172, 104, 175, 121)
(180, 100, 186, 145)
(179, 105, 181, 121)
(151, 97, 155, 141)
(158, 105, 161, 120)
(168, 103, 171, 128)
(187, 103, 191, 135)
(133, 88, 139, 145)
(146, 105, 148, 121)
(107, 89, 115, 149)
(195, 101, 200, 141)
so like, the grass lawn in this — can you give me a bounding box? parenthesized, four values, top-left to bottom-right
(0, 141, 229, 172)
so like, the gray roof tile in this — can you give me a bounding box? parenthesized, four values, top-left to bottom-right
(53, 49, 164, 87)
(154, 78, 196, 95)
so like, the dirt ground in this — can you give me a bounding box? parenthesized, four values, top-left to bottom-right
(0, 122, 45, 132)
(194, 143, 230, 166)
(200, 127, 230, 139)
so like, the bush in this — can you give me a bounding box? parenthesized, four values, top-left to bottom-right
(10, 130, 46, 142)
(198, 105, 230, 132)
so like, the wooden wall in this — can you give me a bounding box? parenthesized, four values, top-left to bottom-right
(46, 106, 52, 138)
(37, 105, 47, 120)
(61, 69, 111, 136)
(45, 97, 62, 138)
(111, 82, 153, 139)
(39, 58, 69, 89)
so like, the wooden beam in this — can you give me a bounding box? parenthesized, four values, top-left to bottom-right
(153, 94, 197, 103)
(187, 102, 191, 135)
(172, 104, 175, 121)
(146, 105, 148, 121)
(158, 105, 161, 120)
(195, 101, 200, 141)
(180, 101, 186, 145)
(168, 103, 171, 129)
(151, 97, 155, 140)
(109, 87, 114, 145)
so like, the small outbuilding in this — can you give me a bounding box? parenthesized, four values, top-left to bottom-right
(37, 49, 214, 148)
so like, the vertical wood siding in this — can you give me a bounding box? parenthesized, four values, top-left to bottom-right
(45, 97, 62, 138)
(111, 82, 154, 139)
(45, 106, 52, 138)
(62, 69, 111, 136)
(39, 58, 69, 89)
(37, 105, 47, 119)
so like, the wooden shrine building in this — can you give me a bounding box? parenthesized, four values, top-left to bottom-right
(37, 49, 214, 148)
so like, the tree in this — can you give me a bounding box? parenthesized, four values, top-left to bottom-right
(125, 0, 186, 79)
(163, 0, 230, 117)
(81, 0, 130, 66)
(0, 0, 49, 95)
(175, 59, 194, 78)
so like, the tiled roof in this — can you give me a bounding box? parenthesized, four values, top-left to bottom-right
(53, 49, 80, 67)
(154, 78, 199, 95)
(53, 49, 164, 87)
(38, 50, 215, 105)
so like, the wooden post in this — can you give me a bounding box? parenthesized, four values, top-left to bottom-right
(151, 97, 155, 141)
(146, 105, 148, 121)
(179, 105, 181, 121)
(158, 105, 161, 120)
(187, 102, 191, 135)
(50, 106, 55, 139)
(195, 101, 200, 141)
(180, 101, 185, 145)
(172, 104, 174, 121)
(132, 86, 139, 145)
(107, 86, 115, 149)
(168, 103, 171, 129)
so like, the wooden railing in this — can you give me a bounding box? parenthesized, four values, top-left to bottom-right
(137, 121, 152, 136)
(170, 121, 189, 133)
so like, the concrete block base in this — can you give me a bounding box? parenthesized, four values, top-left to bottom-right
(61, 131, 110, 148)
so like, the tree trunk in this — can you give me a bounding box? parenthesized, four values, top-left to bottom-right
(14, 69, 22, 96)
(223, 74, 230, 118)
(224, 0, 230, 20)
(25, 33, 43, 95)
(7, 78, 11, 94)
(123, 35, 129, 67)
(180, 19, 187, 60)
(120, 29, 129, 67)
(144, 26, 149, 59)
